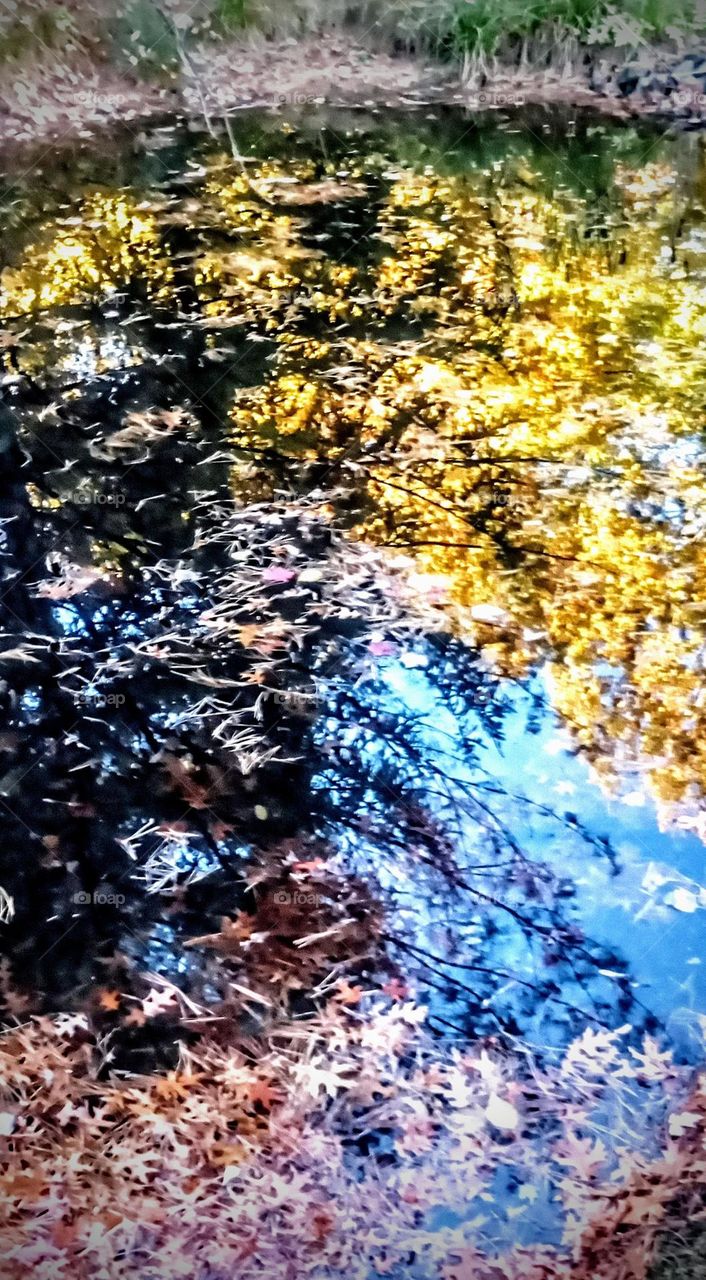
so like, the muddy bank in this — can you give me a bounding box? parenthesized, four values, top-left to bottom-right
(2, 35, 706, 155)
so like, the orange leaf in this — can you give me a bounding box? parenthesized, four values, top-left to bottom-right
(97, 989, 121, 1012)
(334, 980, 363, 1006)
(247, 1078, 282, 1110)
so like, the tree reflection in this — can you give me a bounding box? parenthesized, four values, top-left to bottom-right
(0, 108, 704, 1058)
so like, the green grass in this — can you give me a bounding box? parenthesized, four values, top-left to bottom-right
(452, 0, 703, 60)
(2, 0, 705, 78)
(217, 0, 248, 31)
(110, 0, 180, 73)
(213, 0, 460, 48)
(207, 0, 706, 61)
(454, 0, 606, 58)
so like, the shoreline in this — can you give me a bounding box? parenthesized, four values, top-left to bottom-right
(0, 35, 704, 160)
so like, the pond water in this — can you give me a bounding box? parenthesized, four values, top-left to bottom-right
(1, 104, 705, 1066)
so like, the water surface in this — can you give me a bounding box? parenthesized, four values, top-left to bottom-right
(1, 105, 705, 1059)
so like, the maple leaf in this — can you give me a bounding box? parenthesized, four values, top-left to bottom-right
(91, 408, 192, 460)
(246, 1077, 282, 1110)
(252, 632, 289, 655)
(53, 1012, 90, 1037)
(185, 912, 255, 952)
(210, 1140, 249, 1168)
(556, 1132, 608, 1180)
(628, 1036, 675, 1082)
(295, 1057, 356, 1099)
(563, 1026, 628, 1078)
(55, 1101, 78, 1126)
(140, 987, 179, 1019)
(243, 668, 269, 685)
(153, 1072, 201, 1102)
(0, 328, 29, 350)
(97, 989, 122, 1012)
(333, 980, 363, 1006)
(238, 623, 262, 648)
(150, 408, 190, 431)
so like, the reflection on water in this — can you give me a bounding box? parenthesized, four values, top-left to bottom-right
(1, 107, 705, 1058)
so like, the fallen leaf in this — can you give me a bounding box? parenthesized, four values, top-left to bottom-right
(485, 1093, 520, 1131)
(368, 640, 397, 657)
(247, 1078, 282, 1110)
(334, 980, 363, 1006)
(97, 989, 122, 1012)
(664, 887, 700, 914)
(263, 565, 297, 584)
(669, 1110, 702, 1137)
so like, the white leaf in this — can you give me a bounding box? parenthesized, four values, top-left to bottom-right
(485, 1093, 519, 1131)
(0, 1112, 16, 1135)
(664, 887, 699, 914)
(669, 1111, 702, 1138)
(470, 604, 509, 626)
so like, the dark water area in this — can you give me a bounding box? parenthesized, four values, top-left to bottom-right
(0, 104, 705, 1067)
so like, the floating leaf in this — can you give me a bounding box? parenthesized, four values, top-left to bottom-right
(263, 565, 297, 584)
(664, 887, 700, 914)
(368, 640, 397, 657)
(485, 1093, 519, 1131)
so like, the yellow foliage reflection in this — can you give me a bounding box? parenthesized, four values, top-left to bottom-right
(0, 193, 172, 315)
(221, 138, 706, 829)
(7, 126, 706, 830)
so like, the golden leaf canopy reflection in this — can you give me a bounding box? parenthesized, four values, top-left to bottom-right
(7, 117, 706, 830)
(220, 132, 706, 829)
(0, 192, 172, 315)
